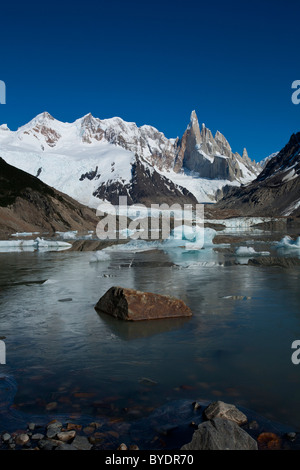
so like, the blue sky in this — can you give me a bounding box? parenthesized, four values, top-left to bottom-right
(0, 0, 299, 161)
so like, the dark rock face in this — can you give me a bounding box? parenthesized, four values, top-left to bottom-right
(0, 158, 99, 235)
(216, 132, 300, 216)
(181, 417, 258, 451)
(79, 166, 100, 181)
(93, 156, 197, 206)
(95, 286, 193, 321)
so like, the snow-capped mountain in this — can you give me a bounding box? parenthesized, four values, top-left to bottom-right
(215, 132, 300, 216)
(259, 152, 279, 169)
(0, 111, 260, 208)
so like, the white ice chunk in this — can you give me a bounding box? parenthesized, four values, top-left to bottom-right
(35, 237, 71, 247)
(164, 225, 216, 250)
(89, 251, 111, 263)
(235, 246, 270, 257)
(276, 236, 300, 249)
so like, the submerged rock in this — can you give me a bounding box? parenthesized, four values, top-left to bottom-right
(181, 418, 257, 450)
(248, 257, 300, 268)
(95, 286, 192, 321)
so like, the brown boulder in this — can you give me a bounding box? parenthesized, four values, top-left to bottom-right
(95, 286, 192, 321)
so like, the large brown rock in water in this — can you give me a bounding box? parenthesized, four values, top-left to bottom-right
(95, 286, 192, 321)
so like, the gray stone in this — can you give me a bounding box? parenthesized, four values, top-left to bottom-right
(2, 433, 11, 442)
(15, 433, 30, 446)
(38, 438, 61, 450)
(28, 423, 36, 432)
(181, 418, 258, 450)
(57, 430, 76, 442)
(31, 433, 45, 440)
(204, 401, 248, 425)
(46, 421, 63, 439)
(72, 435, 93, 450)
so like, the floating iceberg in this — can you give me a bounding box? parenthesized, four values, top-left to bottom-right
(35, 237, 72, 248)
(276, 236, 300, 250)
(89, 251, 111, 263)
(56, 231, 78, 240)
(164, 225, 216, 250)
(0, 240, 36, 247)
(235, 246, 270, 257)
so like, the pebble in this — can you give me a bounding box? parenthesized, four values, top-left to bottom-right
(2, 433, 11, 442)
(57, 431, 76, 442)
(46, 402, 58, 412)
(66, 423, 82, 431)
(15, 434, 30, 446)
(117, 443, 128, 450)
(31, 433, 45, 440)
(38, 439, 58, 451)
(192, 401, 201, 410)
(46, 421, 63, 439)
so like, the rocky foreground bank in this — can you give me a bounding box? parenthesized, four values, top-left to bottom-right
(0, 400, 298, 451)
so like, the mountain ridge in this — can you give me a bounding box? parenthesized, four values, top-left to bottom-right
(214, 132, 300, 217)
(0, 110, 261, 207)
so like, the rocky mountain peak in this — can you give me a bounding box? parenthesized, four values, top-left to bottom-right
(175, 111, 259, 182)
(79, 113, 104, 143)
(16, 111, 61, 149)
(242, 148, 249, 159)
(258, 132, 300, 183)
(189, 110, 198, 126)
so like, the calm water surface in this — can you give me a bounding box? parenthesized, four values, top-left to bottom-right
(0, 241, 300, 431)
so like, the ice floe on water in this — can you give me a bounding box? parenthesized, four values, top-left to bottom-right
(162, 225, 215, 250)
(235, 246, 270, 257)
(11, 232, 40, 237)
(89, 251, 111, 263)
(0, 238, 72, 252)
(276, 236, 300, 250)
(56, 231, 78, 240)
(234, 246, 270, 265)
(161, 225, 216, 251)
(90, 226, 219, 265)
(35, 238, 71, 248)
(106, 226, 216, 253)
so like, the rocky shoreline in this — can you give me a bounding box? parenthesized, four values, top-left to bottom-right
(0, 400, 298, 451)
